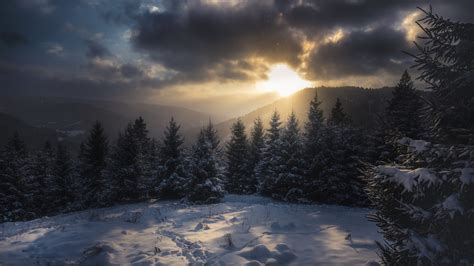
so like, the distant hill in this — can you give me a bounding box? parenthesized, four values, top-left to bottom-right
(0, 112, 62, 149)
(199, 87, 394, 143)
(0, 97, 222, 146)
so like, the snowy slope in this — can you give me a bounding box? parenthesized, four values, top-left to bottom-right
(0, 195, 382, 265)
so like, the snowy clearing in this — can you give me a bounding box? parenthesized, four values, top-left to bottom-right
(0, 195, 382, 265)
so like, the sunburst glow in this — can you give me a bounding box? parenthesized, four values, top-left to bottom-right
(256, 64, 313, 96)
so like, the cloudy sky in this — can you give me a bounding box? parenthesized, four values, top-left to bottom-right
(1, 0, 473, 115)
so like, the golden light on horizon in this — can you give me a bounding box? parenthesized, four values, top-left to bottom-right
(256, 64, 313, 96)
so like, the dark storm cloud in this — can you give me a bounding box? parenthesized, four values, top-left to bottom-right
(1, 0, 473, 100)
(305, 27, 413, 80)
(126, 0, 474, 83)
(131, 1, 303, 82)
(85, 40, 111, 59)
(0, 32, 28, 47)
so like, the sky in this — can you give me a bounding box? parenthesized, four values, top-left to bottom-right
(1, 0, 473, 116)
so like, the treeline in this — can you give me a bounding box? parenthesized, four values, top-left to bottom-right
(0, 116, 227, 222)
(0, 86, 372, 223)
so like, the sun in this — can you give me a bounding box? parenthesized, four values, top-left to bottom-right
(256, 64, 313, 96)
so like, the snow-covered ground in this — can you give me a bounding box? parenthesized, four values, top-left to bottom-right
(0, 195, 382, 265)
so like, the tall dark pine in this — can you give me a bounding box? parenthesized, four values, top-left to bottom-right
(367, 9, 474, 265)
(26, 141, 55, 216)
(157, 117, 188, 199)
(108, 123, 140, 202)
(187, 129, 224, 204)
(225, 119, 252, 194)
(132, 116, 155, 199)
(256, 111, 282, 196)
(409, 8, 474, 144)
(271, 112, 306, 201)
(50, 143, 75, 213)
(328, 98, 349, 126)
(79, 121, 109, 208)
(249, 117, 265, 187)
(386, 70, 423, 139)
(204, 119, 220, 151)
(0, 133, 30, 222)
(303, 91, 326, 193)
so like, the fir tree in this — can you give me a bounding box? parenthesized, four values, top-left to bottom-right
(256, 111, 282, 196)
(50, 143, 75, 213)
(408, 7, 474, 144)
(26, 141, 55, 216)
(271, 112, 306, 201)
(187, 129, 224, 204)
(78, 121, 109, 208)
(157, 117, 188, 199)
(303, 91, 326, 195)
(328, 98, 350, 126)
(249, 117, 265, 188)
(108, 123, 140, 202)
(0, 133, 31, 222)
(132, 116, 157, 199)
(203, 119, 220, 151)
(367, 9, 474, 264)
(386, 70, 423, 139)
(225, 119, 252, 194)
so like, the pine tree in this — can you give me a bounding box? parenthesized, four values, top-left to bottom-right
(50, 143, 75, 213)
(271, 112, 306, 201)
(108, 123, 140, 202)
(187, 129, 224, 204)
(25, 141, 55, 217)
(408, 7, 474, 144)
(328, 98, 350, 126)
(225, 119, 252, 194)
(157, 117, 188, 200)
(256, 111, 282, 196)
(249, 117, 265, 189)
(203, 119, 220, 151)
(0, 133, 31, 222)
(367, 9, 474, 264)
(78, 121, 109, 208)
(386, 70, 423, 139)
(303, 91, 326, 196)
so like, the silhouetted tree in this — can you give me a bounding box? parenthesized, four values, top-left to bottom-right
(225, 119, 252, 194)
(78, 121, 109, 208)
(256, 111, 282, 195)
(0, 133, 31, 222)
(157, 118, 188, 199)
(386, 70, 423, 139)
(187, 129, 224, 204)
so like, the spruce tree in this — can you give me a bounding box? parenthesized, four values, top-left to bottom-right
(187, 129, 224, 204)
(310, 99, 367, 205)
(50, 143, 75, 213)
(0, 133, 31, 222)
(386, 70, 423, 139)
(303, 91, 326, 196)
(249, 117, 265, 188)
(25, 141, 55, 217)
(108, 123, 140, 202)
(272, 112, 306, 201)
(367, 9, 474, 264)
(225, 119, 252, 194)
(408, 7, 474, 144)
(157, 117, 188, 199)
(328, 98, 350, 126)
(78, 121, 109, 208)
(256, 111, 282, 196)
(203, 119, 220, 151)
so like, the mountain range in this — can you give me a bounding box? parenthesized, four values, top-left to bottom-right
(0, 86, 393, 149)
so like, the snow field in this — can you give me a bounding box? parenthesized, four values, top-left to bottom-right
(0, 195, 382, 265)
